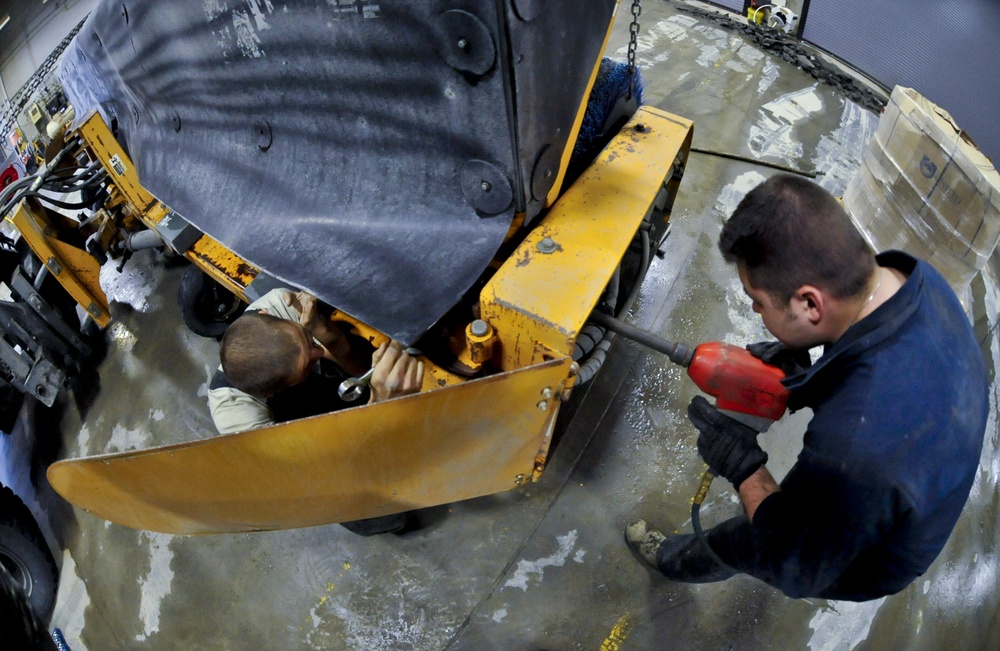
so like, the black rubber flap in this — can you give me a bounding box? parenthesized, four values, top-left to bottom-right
(59, 0, 616, 343)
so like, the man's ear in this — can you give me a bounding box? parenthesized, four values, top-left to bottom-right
(793, 285, 824, 325)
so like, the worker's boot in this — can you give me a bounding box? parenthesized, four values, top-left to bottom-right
(625, 519, 736, 583)
(624, 519, 666, 567)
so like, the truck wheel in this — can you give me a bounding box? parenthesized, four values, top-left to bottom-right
(0, 382, 25, 435)
(339, 512, 412, 536)
(177, 265, 246, 338)
(0, 485, 58, 622)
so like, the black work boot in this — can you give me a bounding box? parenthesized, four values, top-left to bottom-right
(625, 519, 736, 583)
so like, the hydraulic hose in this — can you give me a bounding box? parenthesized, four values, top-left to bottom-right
(52, 627, 73, 651)
(576, 228, 652, 385)
(690, 470, 738, 574)
(18, 191, 97, 210)
(1, 139, 82, 217)
(43, 170, 107, 193)
(690, 147, 818, 178)
(574, 266, 619, 361)
(0, 175, 37, 208)
(123, 229, 164, 252)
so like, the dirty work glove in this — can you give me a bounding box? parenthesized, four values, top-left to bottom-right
(687, 395, 768, 489)
(746, 340, 811, 377)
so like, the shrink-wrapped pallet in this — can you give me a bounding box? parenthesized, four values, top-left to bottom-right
(843, 86, 1000, 293)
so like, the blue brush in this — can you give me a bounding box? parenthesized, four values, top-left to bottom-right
(570, 58, 645, 175)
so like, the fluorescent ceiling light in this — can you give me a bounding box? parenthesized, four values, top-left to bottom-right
(0, 16, 9, 32)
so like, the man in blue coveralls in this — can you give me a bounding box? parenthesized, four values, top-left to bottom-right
(625, 174, 989, 601)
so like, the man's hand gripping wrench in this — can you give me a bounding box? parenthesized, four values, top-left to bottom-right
(338, 367, 374, 402)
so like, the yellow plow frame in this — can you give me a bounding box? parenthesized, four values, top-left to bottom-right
(46, 107, 693, 533)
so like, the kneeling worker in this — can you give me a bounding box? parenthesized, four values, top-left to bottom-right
(626, 174, 988, 601)
(208, 288, 423, 434)
(206, 287, 424, 535)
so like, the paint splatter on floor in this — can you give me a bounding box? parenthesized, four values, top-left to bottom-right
(504, 530, 581, 592)
(305, 559, 464, 651)
(600, 613, 633, 651)
(135, 533, 176, 642)
(51, 551, 91, 651)
(806, 598, 885, 651)
(107, 422, 151, 453)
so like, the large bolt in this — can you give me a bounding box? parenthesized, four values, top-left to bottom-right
(470, 319, 489, 337)
(537, 237, 557, 254)
(480, 180, 491, 192)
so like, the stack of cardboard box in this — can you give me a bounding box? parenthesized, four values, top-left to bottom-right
(844, 86, 1000, 294)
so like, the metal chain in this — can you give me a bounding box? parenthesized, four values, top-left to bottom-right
(626, 0, 642, 99)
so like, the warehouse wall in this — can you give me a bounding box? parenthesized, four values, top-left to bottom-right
(0, 0, 97, 99)
(710, 0, 744, 11)
(4, 0, 998, 163)
(802, 0, 1000, 163)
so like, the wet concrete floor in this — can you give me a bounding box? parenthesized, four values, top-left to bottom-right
(7, 1, 999, 649)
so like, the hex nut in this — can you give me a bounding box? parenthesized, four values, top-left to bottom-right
(537, 237, 557, 254)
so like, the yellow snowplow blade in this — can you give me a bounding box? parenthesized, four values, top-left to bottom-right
(47, 105, 693, 535)
(47, 357, 570, 534)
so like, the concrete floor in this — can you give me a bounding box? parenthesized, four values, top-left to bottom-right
(5, 1, 1000, 648)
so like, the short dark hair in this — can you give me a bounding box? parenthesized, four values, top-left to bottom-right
(718, 174, 875, 302)
(220, 313, 304, 398)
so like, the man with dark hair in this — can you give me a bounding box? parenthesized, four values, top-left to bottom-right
(219, 312, 318, 399)
(625, 174, 988, 601)
(208, 288, 423, 435)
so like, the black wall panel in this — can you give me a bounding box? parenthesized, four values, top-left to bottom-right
(802, 0, 1000, 163)
(708, 0, 744, 12)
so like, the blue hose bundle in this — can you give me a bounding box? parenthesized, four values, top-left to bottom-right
(52, 628, 73, 651)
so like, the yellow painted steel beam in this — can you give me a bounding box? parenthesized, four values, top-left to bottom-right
(482, 106, 694, 371)
(185, 235, 258, 300)
(78, 111, 161, 219)
(47, 357, 571, 534)
(6, 203, 111, 327)
(77, 112, 258, 300)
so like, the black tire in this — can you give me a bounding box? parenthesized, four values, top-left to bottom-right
(0, 565, 56, 651)
(0, 382, 25, 435)
(339, 512, 412, 536)
(177, 265, 246, 338)
(615, 233, 649, 315)
(0, 484, 58, 623)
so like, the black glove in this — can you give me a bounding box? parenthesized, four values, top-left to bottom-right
(688, 395, 768, 489)
(746, 340, 811, 376)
